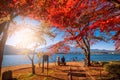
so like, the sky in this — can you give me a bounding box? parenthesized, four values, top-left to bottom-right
(91, 41, 115, 50)
(6, 16, 115, 50)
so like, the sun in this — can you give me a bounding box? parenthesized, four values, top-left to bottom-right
(8, 26, 46, 50)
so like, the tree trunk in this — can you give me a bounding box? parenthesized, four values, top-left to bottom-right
(0, 40, 6, 76)
(82, 36, 91, 67)
(31, 59, 35, 74)
(42, 56, 44, 73)
(86, 52, 91, 67)
(0, 22, 9, 76)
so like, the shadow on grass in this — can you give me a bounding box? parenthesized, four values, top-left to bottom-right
(61, 70, 85, 73)
(69, 65, 81, 67)
(14, 67, 32, 71)
(35, 74, 64, 80)
(71, 69, 85, 72)
(71, 73, 86, 77)
(48, 75, 64, 80)
(12, 78, 18, 80)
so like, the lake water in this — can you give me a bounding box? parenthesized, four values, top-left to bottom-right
(2, 53, 120, 67)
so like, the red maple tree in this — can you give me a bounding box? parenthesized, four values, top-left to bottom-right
(35, 0, 120, 66)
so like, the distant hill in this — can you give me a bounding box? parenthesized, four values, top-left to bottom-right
(37, 45, 116, 54)
(4, 45, 119, 55)
(4, 45, 20, 55)
(4, 45, 37, 55)
(69, 47, 116, 54)
(3, 45, 31, 55)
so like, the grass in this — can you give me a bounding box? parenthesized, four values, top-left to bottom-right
(97, 77, 103, 80)
(17, 73, 36, 80)
(48, 70, 54, 74)
(109, 61, 120, 64)
(4, 62, 112, 80)
(43, 70, 54, 75)
(89, 69, 98, 73)
(104, 61, 120, 79)
(44, 77, 49, 80)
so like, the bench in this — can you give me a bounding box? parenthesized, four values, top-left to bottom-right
(58, 62, 66, 66)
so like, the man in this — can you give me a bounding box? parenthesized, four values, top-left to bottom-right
(61, 56, 65, 65)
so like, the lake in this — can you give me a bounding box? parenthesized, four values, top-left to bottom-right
(2, 53, 120, 67)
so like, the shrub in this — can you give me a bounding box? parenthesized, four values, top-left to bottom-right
(104, 63, 120, 79)
(91, 61, 99, 65)
(109, 61, 120, 64)
(101, 61, 109, 66)
(91, 61, 109, 66)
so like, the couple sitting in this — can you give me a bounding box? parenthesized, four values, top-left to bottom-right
(57, 56, 66, 65)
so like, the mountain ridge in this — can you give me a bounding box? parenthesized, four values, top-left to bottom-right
(3, 45, 119, 55)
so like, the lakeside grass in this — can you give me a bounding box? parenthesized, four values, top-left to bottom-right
(2, 61, 120, 80)
(17, 73, 36, 80)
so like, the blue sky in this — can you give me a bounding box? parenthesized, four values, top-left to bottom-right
(6, 16, 115, 50)
(91, 41, 115, 50)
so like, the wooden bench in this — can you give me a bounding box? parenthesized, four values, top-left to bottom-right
(58, 62, 66, 66)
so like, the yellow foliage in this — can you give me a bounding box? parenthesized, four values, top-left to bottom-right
(0, 15, 10, 24)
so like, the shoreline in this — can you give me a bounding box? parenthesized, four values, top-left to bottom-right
(2, 64, 32, 73)
(2, 60, 119, 68)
